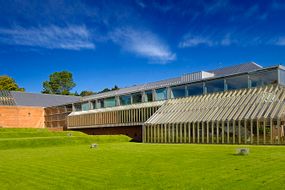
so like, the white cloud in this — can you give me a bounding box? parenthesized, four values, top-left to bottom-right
(109, 27, 176, 64)
(179, 34, 235, 48)
(273, 37, 285, 46)
(0, 25, 95, 50)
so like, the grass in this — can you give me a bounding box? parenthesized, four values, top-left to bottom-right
(0, 129, 285, 189)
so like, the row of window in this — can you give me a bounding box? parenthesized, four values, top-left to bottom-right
(74, 69, 278, 111)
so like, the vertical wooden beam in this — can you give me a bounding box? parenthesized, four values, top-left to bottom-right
(184, 123, 187, 143)
(193, 122, 196, 143)
(277, 118, 281, 144)
(250, 119, 253, 144)
(180, 123, 183, 143)
(244, 120, 247, 144)
(222, 121, 225, 144)
(270, 118, 273, 144)
(176, 123, 179, 143)
(202, 121, 205, 143)
(233, 120, 236, 144)
(207, 122, 209, 144)
(257, 119, 259, 145)
(211, 122, 214, 144)
(172, 124, 175, 143)
(197, 122, 200, 144)
(217, 121, 219, 144)
(263, 118, 266, 145)
(227, 121, 230, 144)
(188, 123, 191, 143)
(238, 120, 241, 144)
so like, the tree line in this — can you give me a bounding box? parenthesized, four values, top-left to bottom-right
(0, 71, 119, 96)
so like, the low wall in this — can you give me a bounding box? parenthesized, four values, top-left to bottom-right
(0, 106, 44, 128)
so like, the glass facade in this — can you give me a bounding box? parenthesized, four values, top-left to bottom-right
(250, 70, 278, 88)
(226, 75, 248, 90)
(81, 102, 90, 111)
(187, 83, 204, 96)
(145, 90, 153, 102)
(97, 99, 104, 108)
(120, 95, 132, 105)
(104, 97, 116, 107)
(132, 93, 142, 103)
(156, 88, 167, 101)
(171, 85, 186, 98)
(73, 67, 281, 111)
(205, 79, 225, 93)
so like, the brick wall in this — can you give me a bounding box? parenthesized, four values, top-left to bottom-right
(0, 106, 44, 128)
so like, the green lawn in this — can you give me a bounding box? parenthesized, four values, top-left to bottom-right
(0, 129, 285, 189)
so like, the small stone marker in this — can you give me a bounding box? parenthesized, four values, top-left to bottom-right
(236, 148, 249, 155)
(90, 143, 98, 148)
(67, 133, 72, 137)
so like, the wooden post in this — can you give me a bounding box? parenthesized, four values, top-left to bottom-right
(222, 121, 225, 144)
(176, 123, 179, 143)
(184, 123, 187, 143)
(250, 119, 253, 144)
(217, 121, 219, 144)
(263, 118, 266, 145)
(202, 122, 205, 143)
(277, 118, 281, 144)
(197, 122, 200, 144)
(244, 120, 247, 144)
(270, 118, 273, 144)
(207, 122, 209, 144)
(227, 121, 230, 144)
(211, 122, 214, 144)
(233, 120, 236, 144)
(188, 123, 191, 143)
(257, 119, 259, 145)
(238, 120, 241, 144)
(193, 122, 196, 143)
(180, 123, 183, 143)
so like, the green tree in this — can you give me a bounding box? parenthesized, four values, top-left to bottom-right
(80, 90, 96, 96)
(0, 75, 25, 91)
(42, 71, 76, 95)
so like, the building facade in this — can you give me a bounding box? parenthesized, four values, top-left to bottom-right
(1, 62, 285, 144)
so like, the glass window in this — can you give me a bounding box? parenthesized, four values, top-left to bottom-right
(145, 90, 153, 102)
(279, 69, 285, 86)
(97, 99, 104, 108)
(156, 88, 167, 101)
(250, 70, 278, 88)
(91, 101, 96, 109)
(81, 102, 90, 111)
(226, 75, 249, 90)
(132, 93, 142, 104)
(205, 79, 225, 93)
(187, 83, 204, 96)
(104, 97, 116, 107)
(171, 85, 186, 98)
(74, 103, 81, 111)
(120, 95, 132, 105)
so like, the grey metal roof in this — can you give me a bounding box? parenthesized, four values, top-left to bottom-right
(82, 62, 263, 101)
(10, 91, 81, 107)
(0, 90, 16, 106)
(209, 62, 262, 76)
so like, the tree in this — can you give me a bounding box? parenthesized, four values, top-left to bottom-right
(98, 85, 120, 94)
(0, 75, 25, 91)
(80, 90, 96, 96)
(42, 71, 76, 95)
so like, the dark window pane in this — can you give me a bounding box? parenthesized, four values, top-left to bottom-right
(250, 70, 278, 88)
(145, 90, 153, 102)
(226, 75, 248, 90)
(156, 88, 167, 100)
(187, 83, 203, 96)
(120, 95, 132, 105)
(206, 79, 225, 93)
(74, 103, 82, 111)
(171, 85, 186, 98)
(132, 93, 142, 103)
(97, 99, 104, 108)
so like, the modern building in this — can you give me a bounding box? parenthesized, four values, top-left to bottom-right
(1, 62, 285, 144)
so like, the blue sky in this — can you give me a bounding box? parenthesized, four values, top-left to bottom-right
(1, 0, 285, 93)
